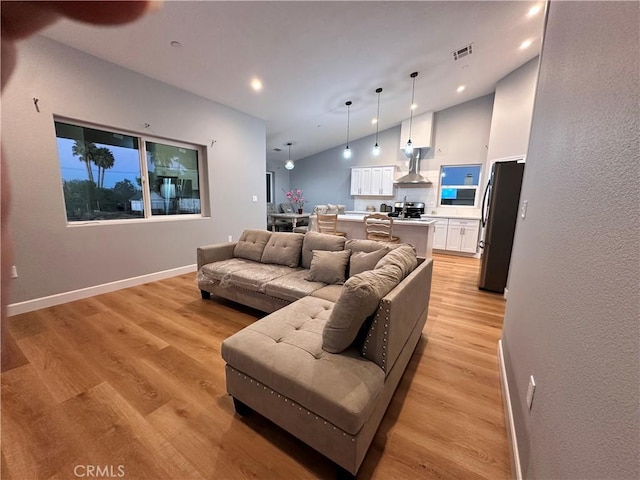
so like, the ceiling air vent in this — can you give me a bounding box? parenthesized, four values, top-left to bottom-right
(452, 43, 473, 61)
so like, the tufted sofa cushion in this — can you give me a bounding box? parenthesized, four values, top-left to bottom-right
(264, 270, 326, 302)
(228, 264, 298, 293)
(221, 296, 385, 435)
(199, 258, 258, 286)
(234, 229, 272, 262)
(261, 232, 305, 267)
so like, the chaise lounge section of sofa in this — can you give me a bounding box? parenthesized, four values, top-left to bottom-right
(197, 229, 433, 476)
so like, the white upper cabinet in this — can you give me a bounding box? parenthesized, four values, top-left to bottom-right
(350, 168, 362, 195)
(351, 166, 395, 196)
(400, 111, 434, 149)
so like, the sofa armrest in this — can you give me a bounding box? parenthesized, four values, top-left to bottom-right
(197, 243, 237, 270)
(363, 258, 433, 374)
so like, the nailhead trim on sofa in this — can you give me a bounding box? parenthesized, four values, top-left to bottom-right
(228, 365, 357, 441)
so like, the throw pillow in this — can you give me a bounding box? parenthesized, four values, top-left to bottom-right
(322, 263, 403, 353)
(349, 248, 389, 277)
(375, 244, 417, 280)
(305, 249, 351, 285)
(345, 238, 399, 254)
(233, 229, 272, 262)
(301, 231, 346, 268)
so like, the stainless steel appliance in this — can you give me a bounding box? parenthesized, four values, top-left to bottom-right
(394, 149, 432, 185)
(478, 161, 525, 293)
(388, 201, 425, 219)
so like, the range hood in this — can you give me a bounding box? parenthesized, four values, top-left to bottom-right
(394, 148, 432, 185)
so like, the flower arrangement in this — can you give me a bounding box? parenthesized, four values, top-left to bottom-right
(284, 188, 307, 212)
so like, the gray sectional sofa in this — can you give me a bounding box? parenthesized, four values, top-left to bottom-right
(197, 230, 433, 476)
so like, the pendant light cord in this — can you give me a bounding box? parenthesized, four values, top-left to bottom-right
(408, 72, 418, 141)
(375, 88, 382, 143)
(345, 101, 352, 147)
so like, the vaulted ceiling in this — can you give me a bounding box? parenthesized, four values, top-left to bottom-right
(41, 1, 545, 163)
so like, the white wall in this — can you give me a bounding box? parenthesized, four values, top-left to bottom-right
(292, 94, 494, 214)
(420, 94, 494, 214)
(2, 36, 266, 306)
(486, 57, 539, 162)
(502, 2, 639, 478)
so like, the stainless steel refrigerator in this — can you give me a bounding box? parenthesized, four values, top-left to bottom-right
(478, 160, 525, 293)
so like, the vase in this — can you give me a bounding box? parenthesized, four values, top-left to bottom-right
(297, 208, 303, 214)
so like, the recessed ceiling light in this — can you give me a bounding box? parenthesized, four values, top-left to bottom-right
(520, 39, 533, 50)
(371, 118, 378, 124)
(528, 4, 542, 17)
(250, 78, 263, 91)
(411, 103, 417, 111)
(170, 40, 182, 48)
(457, 85, 466, 93)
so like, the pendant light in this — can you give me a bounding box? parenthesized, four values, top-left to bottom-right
(404, 72, 419, 155)
(343, 101, 352, 159)
(284, 142, 294, 170)
(372, 87, 382, 156)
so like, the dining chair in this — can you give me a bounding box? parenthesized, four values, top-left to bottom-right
(316, 214, 346, 237)
(267, 203, 291, 231)
(364, 214, 400, 243)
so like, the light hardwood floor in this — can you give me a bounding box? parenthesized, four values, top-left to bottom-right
(1, 253, 510, 480)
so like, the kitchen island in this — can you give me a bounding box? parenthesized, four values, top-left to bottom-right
(309, 213, 435, 259)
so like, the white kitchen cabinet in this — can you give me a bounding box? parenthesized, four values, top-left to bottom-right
(370, 166, 395, 196)
(350, 167, 372, 195)
(350, 168, 363, 195)
(445, 219, 480, 253)
(400, 111, 434, 149)
(351, 166, 395, 196)
(431, 219, 449, 249)
(370, 168, 383, 195)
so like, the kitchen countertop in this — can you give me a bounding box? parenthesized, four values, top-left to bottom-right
(336, 213, 435, 226)
(310, 212, 436, 258)
(343, 211, 480, 222)
(421, 213, 482, 221)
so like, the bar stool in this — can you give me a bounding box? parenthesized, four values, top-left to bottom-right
(364, 214, 400, 243)
(317, 214, 346, 237)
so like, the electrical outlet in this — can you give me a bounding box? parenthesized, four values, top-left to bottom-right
(10, 266, 18, 279)
(521, 200, 528, 219)
(228, 235, 233, 242)
(526, 375, 536, 410)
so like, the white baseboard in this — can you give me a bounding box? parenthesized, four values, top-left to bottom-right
(498, 339, 522, 480)
(7, 264, 197, 317)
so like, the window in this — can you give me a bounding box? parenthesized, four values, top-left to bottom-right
(55, 120, 204, 222)
(439, 164, 482, 207)
(146, 141, 201, 216)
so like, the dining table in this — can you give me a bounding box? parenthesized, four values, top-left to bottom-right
(269, 213, 310, 231)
